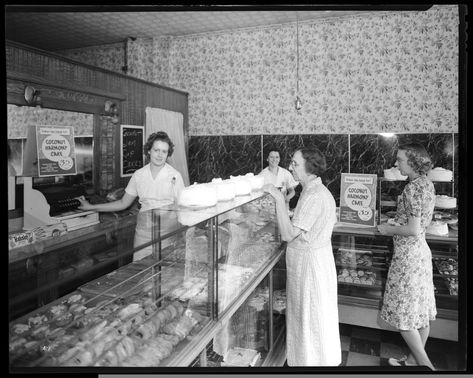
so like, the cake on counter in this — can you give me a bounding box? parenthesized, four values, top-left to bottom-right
(427, 167, 453, 182)
(383, 167, 407, 180)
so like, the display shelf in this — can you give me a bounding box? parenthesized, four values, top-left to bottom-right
(9, 192, 286, 369)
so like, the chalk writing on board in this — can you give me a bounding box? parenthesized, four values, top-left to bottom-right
(121, 125, 144, 177)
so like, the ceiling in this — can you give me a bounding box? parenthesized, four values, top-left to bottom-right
(4, 5, 393, 52)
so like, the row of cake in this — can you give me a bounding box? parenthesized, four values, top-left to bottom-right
(383, 166, 453, 181)
(178, 173, 265, 208)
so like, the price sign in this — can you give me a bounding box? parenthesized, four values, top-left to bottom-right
(120, 125, 144, 177)
(36, 126, 77, 177)
(339, 173, 377, 227)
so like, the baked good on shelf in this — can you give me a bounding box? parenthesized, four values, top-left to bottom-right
(178, 183, 218, 208)
(228, 176, 252, 196)
(427, 167, 453, 181)
(426, 220, 449, 235)
(435, 195, 456, 209)
(209, 181, 236, 202)
(383, 167, 407, 180)
(244, 173, 265, 191)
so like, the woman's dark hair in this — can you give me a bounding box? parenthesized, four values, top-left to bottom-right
(144, 131, 174, 157)
(398, 143, 432, 175)
(298, 148, 327, 176)
(266, 147, 281, 159)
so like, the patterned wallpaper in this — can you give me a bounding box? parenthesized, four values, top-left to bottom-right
(57, 5, 459, 136)
(58, 42, 125, 74)
(7, 104, 94, 139)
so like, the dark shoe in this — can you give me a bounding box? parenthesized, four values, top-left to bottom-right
(388, 356, 417, 366)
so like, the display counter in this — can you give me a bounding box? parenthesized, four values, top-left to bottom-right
(9, 191, 287, 369)
(332, 223, 458, 341)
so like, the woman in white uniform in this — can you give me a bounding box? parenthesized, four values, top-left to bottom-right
(77, 131, 185, 261)
(264, 148, 341, 366)
(259, 148, 298, 207)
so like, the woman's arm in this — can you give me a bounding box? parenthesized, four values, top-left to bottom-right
(285, 186, 296, 204)
(77, 192, 137, 213)
(377, 215, 422, 237)
(264, 185, 302, 242)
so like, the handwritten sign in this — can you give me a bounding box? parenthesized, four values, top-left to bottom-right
(120, 125, 144, 177)
(36, 126, 77, 177)
(339, 173, 377, 227)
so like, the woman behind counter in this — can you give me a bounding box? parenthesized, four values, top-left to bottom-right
(264, 148, 341, 366)
(77, 131, 185, 261)
(377, 143, 436, 370)
(259, 148, 298, 207)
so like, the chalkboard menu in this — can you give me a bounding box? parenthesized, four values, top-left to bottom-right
(120, 125, 144, 177)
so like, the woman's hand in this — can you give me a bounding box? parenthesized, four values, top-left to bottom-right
(76, 195, 95, 211)
(377, 223, 392, 235)
(263, 184, 284, 201)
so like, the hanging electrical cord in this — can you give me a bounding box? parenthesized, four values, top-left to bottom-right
(295, 13, 302, 111)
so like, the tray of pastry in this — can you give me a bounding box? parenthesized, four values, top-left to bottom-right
(335, 248, 387, 270)
(433, 257, 458, 296)
(337, 268, 381, 287)
(9, 291, 209, 367)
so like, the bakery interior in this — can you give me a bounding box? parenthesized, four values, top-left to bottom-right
(6, 4, 467, 371)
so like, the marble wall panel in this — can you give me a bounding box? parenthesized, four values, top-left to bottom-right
(188, 135, 262, 184)
(187, 132, 458, 206)
(262, 134, 349, 205)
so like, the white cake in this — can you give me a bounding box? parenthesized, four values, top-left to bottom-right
(383, 167, 407, 180)
(209, 181, 236, 202)
(428, 167, 453, 182)
(426, 221, 449, 235)
(178, 184, 217, 208)
(244, 173, 265, 191)
(435, 195, 457, 209)
(228, 177, 252, 196)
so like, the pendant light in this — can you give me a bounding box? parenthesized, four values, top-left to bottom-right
(295, 13, 302, 111)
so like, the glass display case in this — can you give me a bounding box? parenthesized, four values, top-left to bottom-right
(332, 226, 458, 341)
(9, 191, 287, 369)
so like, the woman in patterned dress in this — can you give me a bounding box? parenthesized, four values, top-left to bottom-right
(377, 143, 436, 370)
(264, 148, 341, 366)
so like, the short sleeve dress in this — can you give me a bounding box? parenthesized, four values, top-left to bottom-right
(285, 177, 341, 366)
(380, 175, 437, 330)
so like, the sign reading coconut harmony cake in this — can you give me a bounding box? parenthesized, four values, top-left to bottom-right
(339, 173, 377, 227)
(35, 125, 77, 177)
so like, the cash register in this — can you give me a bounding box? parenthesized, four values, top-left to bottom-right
(23, 176, 99, 231)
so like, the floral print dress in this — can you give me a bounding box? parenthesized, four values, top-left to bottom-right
(380, 175, 437, 330)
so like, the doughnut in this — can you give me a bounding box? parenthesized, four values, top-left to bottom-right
(49, 304, 67, 318)
(9, 336, 27, 352)
(166, 304, 177, 319)
(68, 350, 93, 366)
(161, 307, 172, 322)
(55, 312, 73, 327)
(104, 350, 118, 366)
(11, 323, 30, 335)
(115, 342, 128, 361)
(67, 294, 83, 304)
(172, 301, 184, 316)
(156, 310, 167, 324)
(144, 303, 158, 316)
(120, 336, 135, 357)
(31, 324, 49, 340)
(28, 314, 47, 327)
(150, 314, 162, 331)
(57, 346, 82, 365)
(48, 327, 66, 340)
(118, 303, 142, 320)
(79, 320, 107, 341)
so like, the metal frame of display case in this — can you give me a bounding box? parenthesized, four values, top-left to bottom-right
(9, 191, 288, 369)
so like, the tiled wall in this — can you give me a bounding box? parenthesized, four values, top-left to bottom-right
(188, 133, 458, 205)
